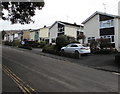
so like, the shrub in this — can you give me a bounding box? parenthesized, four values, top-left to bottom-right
(18, 45, 32, 50)
(25, 41, 39, 48)
(97, 38, 112, 49)
(4, 40, 20, 46)
(37, 41, 46, 48)
(56, 35, 70, 51)
(95, 49, 112, 54)
(12, 40, 21, 46)
(42, 44, 56, 52)
(4, 41, 12, 46)
(71, 41, 80, 44)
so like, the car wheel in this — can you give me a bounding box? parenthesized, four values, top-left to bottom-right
(74, 51, 81, 59)
(61, 49, 64, 52)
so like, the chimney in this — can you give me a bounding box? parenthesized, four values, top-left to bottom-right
(118, 1, 120, 15)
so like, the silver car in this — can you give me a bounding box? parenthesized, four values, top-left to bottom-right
(61, 43, 91, 55)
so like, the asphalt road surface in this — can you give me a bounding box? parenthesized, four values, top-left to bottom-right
(2, 46, 119, 93)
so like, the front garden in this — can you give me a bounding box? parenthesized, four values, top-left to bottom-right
(3, 35, 120, 60)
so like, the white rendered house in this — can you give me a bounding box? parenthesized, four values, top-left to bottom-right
(82, 11, 120, 52)
(49, 21, 83, 43)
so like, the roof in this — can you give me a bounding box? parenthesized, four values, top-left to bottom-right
(82, 11, 120, 24)
(30, 29, 40, 32)
(50, 21, 83, 29)
(59, 21, 83, 27)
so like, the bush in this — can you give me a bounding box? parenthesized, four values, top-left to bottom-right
(12, 40, 21, 46)
(4, 41, 13, 46)
(18, 45, 32, 50)
(97, 38, 112, 49)
(25, 41, 38, 48)
(37, 41, 46, 48)
(56, 35, 70, 51)
(4, 40, 21, 46)
(95, 49, 113, 54)
(71, 41, 80, 44)
(42, 44, 80, 59)
(42, 45, 56, 52)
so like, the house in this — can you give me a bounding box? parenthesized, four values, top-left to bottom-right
(49, 21, 83, 43)
(4, 30, 20, 42)
(22, 30, 30, 40)
(82, 11, 120, 52)
(118, 1, 120, 16)
(39, 26, 50, 43)
(3, 30, 31, 42)
(30, 29, 39, 41)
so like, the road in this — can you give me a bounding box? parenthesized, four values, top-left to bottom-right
(2, 46, 119, 93)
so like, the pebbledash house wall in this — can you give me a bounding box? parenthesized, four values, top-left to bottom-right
(65, 25, 80, 39)
(114, 18, 120, 52)
(82, 12, 120, 52)
(118, 1, 120, 52)
(39, 27, 49, 41)
(83, 14, 100, 43)
(49, 22, 58, 43)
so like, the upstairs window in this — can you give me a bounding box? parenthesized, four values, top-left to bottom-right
(58, 23, 64, 32)
(100, 19, 114, 29)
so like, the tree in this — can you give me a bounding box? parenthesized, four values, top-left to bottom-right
(0, 1, 44, 24)
(2, 30, 6, 40)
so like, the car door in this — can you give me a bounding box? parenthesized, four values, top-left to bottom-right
(64, 44, 71, 53)
(69, 44, 78, 53)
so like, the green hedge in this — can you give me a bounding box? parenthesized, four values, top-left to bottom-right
(92, 49, 115, 54)
(4, 40, 21, 46)
(42, 45, 80, 59)
(18, 45, 32, 50)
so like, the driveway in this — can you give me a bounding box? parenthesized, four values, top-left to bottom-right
(31, 48, 119, 73)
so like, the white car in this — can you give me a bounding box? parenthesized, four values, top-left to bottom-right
(61, 43, 91, 55)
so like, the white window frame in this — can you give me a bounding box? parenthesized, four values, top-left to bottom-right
(100, 35, 115, 43)
(100, 19, 114, 29)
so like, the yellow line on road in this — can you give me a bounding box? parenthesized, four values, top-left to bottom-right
(1, 64, 38, 94)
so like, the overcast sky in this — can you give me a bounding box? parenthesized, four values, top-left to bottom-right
(0, 0, 120, 31)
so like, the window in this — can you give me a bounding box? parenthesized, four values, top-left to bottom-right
(58, 23, 64, 32)
(77, 31, 83, 36)
(70, 45, 78, 47)
(100, 19, 114, 29)
(57, 32, 64, 36)
(111, 36, 114, 42)
(88, 37, 95, 43)
(45, 39, 49, 44)
(100, 35, 115, 43)
(52, 38, 56, 43)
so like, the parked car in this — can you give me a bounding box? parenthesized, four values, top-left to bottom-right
(61, 43, 91, 55)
